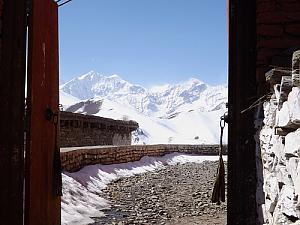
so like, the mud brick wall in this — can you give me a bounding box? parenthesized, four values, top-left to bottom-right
(59, 111, 138, 147)
(60, 144, 227, 172)
(256, 0, 300, 94)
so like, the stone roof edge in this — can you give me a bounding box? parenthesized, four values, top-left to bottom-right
(60, 111, 139, 129)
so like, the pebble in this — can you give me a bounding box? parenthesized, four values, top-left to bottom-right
(93, 161, 227, 225)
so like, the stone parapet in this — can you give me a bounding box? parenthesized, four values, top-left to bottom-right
(60, 144, 226, 172)
(59, 111, 139, 147)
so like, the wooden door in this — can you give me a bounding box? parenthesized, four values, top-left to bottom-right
(0, 0, 27, 224)
(26, 0, 61, 224)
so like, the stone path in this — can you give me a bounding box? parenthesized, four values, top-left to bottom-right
(93, 161, 227, 225)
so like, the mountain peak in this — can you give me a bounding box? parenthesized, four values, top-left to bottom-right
(108, 74, 120, 79)
(184, 77, 204, 85)
(77, 71, 102, 80)
(60, 71, 227, 116)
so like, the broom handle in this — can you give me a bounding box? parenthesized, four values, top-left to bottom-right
(219, 114, 226, 156)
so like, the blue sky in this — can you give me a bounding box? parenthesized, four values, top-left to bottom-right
(58, 0, 228, 86)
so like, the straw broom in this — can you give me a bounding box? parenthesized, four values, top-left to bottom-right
(211, 116, 226, 204)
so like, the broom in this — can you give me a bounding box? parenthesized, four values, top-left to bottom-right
(211, 115, 226, 204)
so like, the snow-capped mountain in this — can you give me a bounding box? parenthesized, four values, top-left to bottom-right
(60, 71, 228, 144)
(60, 71, 227, 118)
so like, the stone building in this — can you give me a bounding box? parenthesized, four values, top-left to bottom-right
(258, 51, 300, 224)
(228, 1, 300, 224)
(60, 111, 138, 147)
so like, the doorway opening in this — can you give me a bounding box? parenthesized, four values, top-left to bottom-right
(58, 1, 229, 225)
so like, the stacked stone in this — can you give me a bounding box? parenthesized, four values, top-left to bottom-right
(59, 111, 139, 147)
(260, 50, 300, 224)
(60, 144, 225, 172)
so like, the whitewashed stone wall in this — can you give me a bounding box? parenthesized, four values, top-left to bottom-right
(260, 87, 300, 224)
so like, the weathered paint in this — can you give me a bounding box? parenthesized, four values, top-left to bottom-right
(25, 0, 61, 224)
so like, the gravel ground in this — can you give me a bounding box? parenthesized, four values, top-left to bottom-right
(92, 161, 227, 225)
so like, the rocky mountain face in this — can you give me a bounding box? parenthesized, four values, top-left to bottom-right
(60, 71, 227, 118)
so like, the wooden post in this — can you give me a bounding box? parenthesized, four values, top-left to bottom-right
(228, 0, 258, 224)
(25, 0, 61, 224)
(0, 0, 27, 224)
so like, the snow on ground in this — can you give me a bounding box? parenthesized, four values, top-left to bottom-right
(62, 153, 227, 225)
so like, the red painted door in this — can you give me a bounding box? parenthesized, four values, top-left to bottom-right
(26, 0, 61, 224)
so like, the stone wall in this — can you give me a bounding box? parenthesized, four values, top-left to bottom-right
(256, 0, 300, 94)
(60, 144, 226, 172)
(259, 51, 300, 224)
(60, 111, 138, 147)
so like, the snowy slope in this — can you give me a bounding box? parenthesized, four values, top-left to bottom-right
(60, 90, 81, 108)
(60, 71, 228, 118)
(62, 97, 227, 145)
(60, 71, 228, 144)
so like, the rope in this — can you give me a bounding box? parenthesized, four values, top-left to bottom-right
(241, 93, 272, 114)
(46, 107, 62, 197)
(53, 112, 62, 196)
(211, 113, 226, 204)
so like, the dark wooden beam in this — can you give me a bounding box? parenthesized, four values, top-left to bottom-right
(25, 0, 61, 224)
(228, 0, 258, 224)
(0, 0, 27, 224)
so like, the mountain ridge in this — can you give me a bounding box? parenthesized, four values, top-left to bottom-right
(60, 71, 227, 118)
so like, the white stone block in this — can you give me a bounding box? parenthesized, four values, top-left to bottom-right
(273, 205, 293, 225)
(262, 201, 275, 225)
(264, 174, 279, 203)
(287, 157, 299, 184)
(265, 198, 277, 214)
(276, 87, 300, 128)
(294, 162, 300, 201)
(277, 185, 299, 219)
(276, 101, 292, 128)
(275, 165, 293, 187)
(288, 88, 300, 125)
(263, 100, 277, 128)
(262, 154, 276, 171)
(270, 135, 285, 163)
(284, 129, 300, 157)
(260, 127, 274, 154)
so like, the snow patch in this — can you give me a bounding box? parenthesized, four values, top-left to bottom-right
(62, 153, 226, 225)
